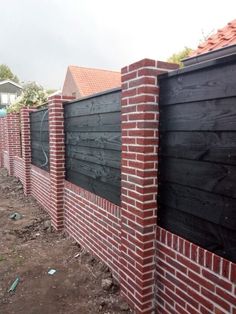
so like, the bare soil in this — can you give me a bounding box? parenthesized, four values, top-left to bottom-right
(0, 169, 131, 314)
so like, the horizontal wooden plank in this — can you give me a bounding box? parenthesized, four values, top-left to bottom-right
(159, 182, 236, 230)
(30, 121, 49, 132)
(159, 61, 236, 105)
(64, 111, 121, 132)
(65, 158, 121, 188)
(64, 91, 121, 118)
(158, 206, 236, 262)
(31, 150, 50, 171)
(31, 141, 49, 151)
(160, 131, 236, 166)
(30, 118, 49, 125)
(31, 160, 49, 172)
(30, 130, 49, 142)
(30, 110, 48, 122)
(160, 157, 236, 198)
(65, 170, 120, 205)
(160, 97, 236, 131)
(31, 149, 49, 161)
(66, 146, 120, 169)
(65, 131, 121, 151)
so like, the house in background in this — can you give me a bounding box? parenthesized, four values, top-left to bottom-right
(184, 19, 236, 66)
(0, 80, 23, 108)
(62, 66, 121, 99)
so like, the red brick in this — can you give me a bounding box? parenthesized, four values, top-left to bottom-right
(122, 71, 137, 82)
(176, 255, 201, 274)
(230, 263, 236, 283)
(216, 286, 236, 304)
(128, 59, 156, 71)
(202, 269, 232, 291)
(129, 77, 156, 88)
(201, 288, 231, 312)
(188, 270, 215, 292)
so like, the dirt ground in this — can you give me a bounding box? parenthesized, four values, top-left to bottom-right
(0, 169, 131, 314)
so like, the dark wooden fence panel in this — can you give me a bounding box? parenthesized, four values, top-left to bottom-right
(158, 54, 236, 262)
(64, 89, 121, 205)
(30, 109, 49, 171)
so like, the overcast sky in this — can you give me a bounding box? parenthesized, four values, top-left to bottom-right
(1, 0, 235, 89)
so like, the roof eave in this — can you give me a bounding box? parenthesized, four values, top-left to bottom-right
(183, 44, 236, 66)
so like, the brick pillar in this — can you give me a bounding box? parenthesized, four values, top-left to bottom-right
(21, 109, 35, 195)
(6, 113, 21, 175)
(0, 117, 5, 168)
(120, 59, 178, 313)
(48, 95, 74, 231)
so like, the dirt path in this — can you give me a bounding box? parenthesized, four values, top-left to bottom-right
(0, 169, 130, 314)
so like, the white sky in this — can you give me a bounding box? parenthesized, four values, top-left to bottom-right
(1, 0, 235, 88)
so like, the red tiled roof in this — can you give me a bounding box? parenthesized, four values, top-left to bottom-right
(190, 19, 236, 57)
(69, 66, 121, 97)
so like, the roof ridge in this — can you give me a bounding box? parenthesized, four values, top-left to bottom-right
(68, 65, 120, 74)
(0, 79, 23, 89)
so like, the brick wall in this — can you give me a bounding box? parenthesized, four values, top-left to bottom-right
(0, 59, 235, 314)
(21, 109, 35, 195)
(13, 156, 24, 184)
(31, 165, 51, 212)
(156, 227, 236, 314)
(6, 113, 21, 175)
(64, 181, 121, 279)
(3, 151, 9, 171)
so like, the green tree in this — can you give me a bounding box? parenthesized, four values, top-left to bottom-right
(167, 47, 193, 67)
(0, 64, 19, 83)
(7, 82, 48, 113)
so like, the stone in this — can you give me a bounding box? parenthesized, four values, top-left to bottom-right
(120, 301, 130, 311)
(101, 278, 113, 291)
(43, 220, 51, 230)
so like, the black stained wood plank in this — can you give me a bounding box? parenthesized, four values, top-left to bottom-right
(31, 149, 49, 161)
(31, 161, 49, 172)
(159, 182, 236, 230)
(159, 61, 236, 105)
(30, 131, 49, 142)
(30, 118, 49, 124)
(159, 206, 223, 250)
(160, 131, 236, 166)
(160, 157, 236, 198)
(65, 170, 120, 205)
(64, 111, 121, 132)
(158, 206, 236, 262)
(31, 151, 49, 171)
(30, 115, 47, 122)
(66, 146, 120, 170)
(65, 158, 121, 188)
(65, 131, 121, 151)
(160, 97, 236, 131)
(64, 91, 121, 118)
(31, 141, 49, 152)
(30, 120, 49, 130)
(30, 109, 48, 116)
